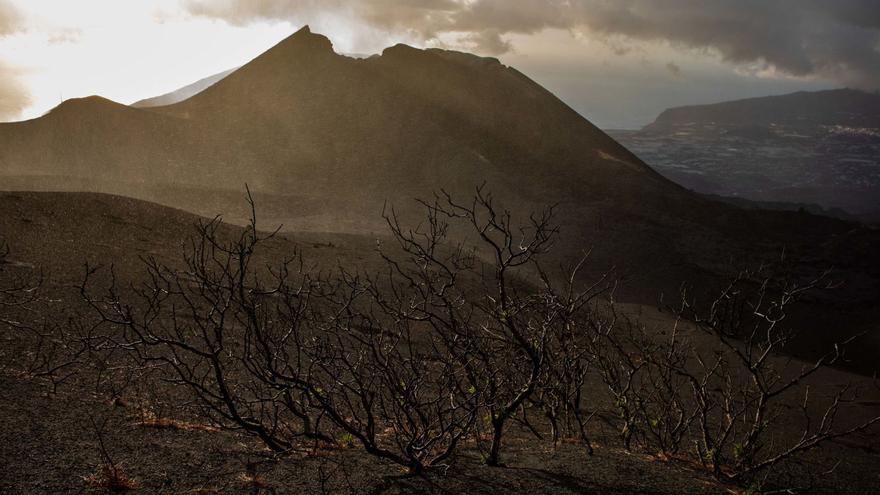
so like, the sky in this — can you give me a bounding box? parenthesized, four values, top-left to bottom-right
(0, 1, 878, 129)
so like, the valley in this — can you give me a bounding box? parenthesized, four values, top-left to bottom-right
(610, 90, 880, 223)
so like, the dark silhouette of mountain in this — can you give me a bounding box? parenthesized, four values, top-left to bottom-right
(0, 26, 690, 270)
(1, 26, 879, 371)
(645, 88, 880, 131)
(132, 50, 369, 109)
(132, 67, 238, 108)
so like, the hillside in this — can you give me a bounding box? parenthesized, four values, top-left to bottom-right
(1, 27, 879, 372)
(0, 191, 381, 290)
(1, 192, 878, 494)
(132, 67, 238, 108)
(0, 26, 678, 218)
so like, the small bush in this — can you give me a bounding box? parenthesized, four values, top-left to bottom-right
(84, 464, 140, 492)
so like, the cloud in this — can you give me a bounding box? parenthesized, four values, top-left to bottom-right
(183, 0, 880, 88)
(0, 61, 31, 120)
(48, 28, 83, 45)
(182, 0, 461, 41)
(0, 0, 23, 36)
(665, 62, 681, 78)
(565, 1, 880, 88)
(0, 1, 28, 120)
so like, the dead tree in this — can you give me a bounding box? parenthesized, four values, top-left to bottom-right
(673, 267, 880, 485)
(526, 255, 612, 453)
(376, 186, 607, 466)
(578, 260, 880, 491)
(82, 198, 326, 453)
(81, 187, 570, 472)
(587, 307, 698, 455)
(78, 186, 619, 472)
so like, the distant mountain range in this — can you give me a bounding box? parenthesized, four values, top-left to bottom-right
(1, 26, 878, 368)
(611, 89, 880, 222)
(646, 89, 880, 130)
(132, 67, 238, 108)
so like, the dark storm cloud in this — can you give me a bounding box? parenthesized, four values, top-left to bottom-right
(183, 0, 880, 88)
(563, 1, 880, 88)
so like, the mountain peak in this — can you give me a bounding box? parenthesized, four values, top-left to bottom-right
(277, 24, 335, 54)
(49, 95, 126, 115)
(381, 43, 420, 57)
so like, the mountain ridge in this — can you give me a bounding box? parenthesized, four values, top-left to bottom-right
(132, 68, 239, 108)
(645, 88, 880, 130)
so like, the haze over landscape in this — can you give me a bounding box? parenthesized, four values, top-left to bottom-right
(1, 2, 879, 494)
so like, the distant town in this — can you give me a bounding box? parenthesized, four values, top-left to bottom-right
(611, 122, 880, 223)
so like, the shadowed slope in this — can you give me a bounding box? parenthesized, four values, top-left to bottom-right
(2, 26, 682, 218)
(0, 96, 207, 186)
(0, 192, 878, 495)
